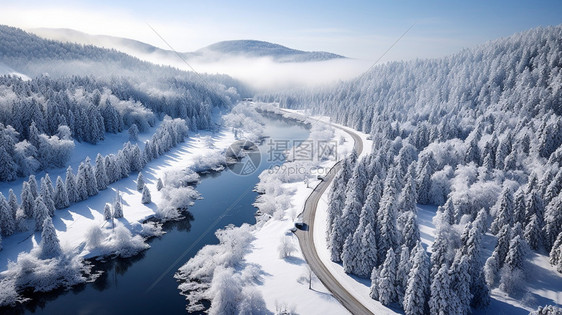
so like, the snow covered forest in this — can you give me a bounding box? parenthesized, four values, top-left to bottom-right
(260, 25, 562, 314)
(0, 25, 248, 306)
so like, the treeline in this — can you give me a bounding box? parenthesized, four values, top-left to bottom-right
(267, 25, 562, 313)
(0, 117, 188, 241)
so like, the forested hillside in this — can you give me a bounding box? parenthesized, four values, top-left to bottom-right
(0, 25, 244, 181)
(264, 25, 562, 313)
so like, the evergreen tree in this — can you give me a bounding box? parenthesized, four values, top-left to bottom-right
(0, 194, 15, 236)
(113, 192, 123, 218)
(8, 189, 18, 219)
(21, 181, 35, 218)
(416, 164, 432, 205)
(544, 193, 562, 250)
(137, 172, 145, 191)
(513, 188, 527, 224)
(104, 203, 112, 221)
(490, 187, 514, 234)
(484, 251, 500, 287)
(449, 253, 472, 315)
(65, 166, 79, 204)
(525, 214, 542, 250)
(76, 162, 89, 201)
(402, 211, 420, 250)
(39, 217, 62, 259)
(0, 146, 17, 181)
(549, 232, 562, 273)
(141, 184, 151, 204)
(504, 235, 526, 271)
(369, 266, 380, 300)
(53, 176, 69, 209)
(28, 175, 39, 199)
(40, 176, 56, 216)
(157, 178, 164, 191)
(495, 225, 512, 266)
(33, 196, 49, 231)
(544, 168, 562, 205)
(429, 264, 452, 315)
(84, 157, 98, 197)
(397, 245, 412, 304)
(128, 123, 139, 141)
(95, 153, 108, 191)
(403, 242, 430, 315)
(377, 248, 398, 305)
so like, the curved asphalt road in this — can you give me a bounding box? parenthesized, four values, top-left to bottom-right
(288, 112, 371, 315)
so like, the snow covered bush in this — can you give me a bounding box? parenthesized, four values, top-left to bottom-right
(157, 186, 200, 219)
(278, 235, 297, 258)
(190, 150, 227, 173)
(176, 224, 258, 312)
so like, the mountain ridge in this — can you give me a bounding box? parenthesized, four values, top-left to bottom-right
(29, 28, 346, 63)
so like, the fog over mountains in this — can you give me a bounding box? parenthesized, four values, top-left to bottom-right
(30, 28, 346, 63)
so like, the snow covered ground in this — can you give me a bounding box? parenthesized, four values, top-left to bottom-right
(0, 125, 236, 271)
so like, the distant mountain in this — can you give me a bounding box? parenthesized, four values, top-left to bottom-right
(30, 28, 346, 63)
(194, 40, 345, 62)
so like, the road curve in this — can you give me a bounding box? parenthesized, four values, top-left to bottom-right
(289, 112, 371, 315)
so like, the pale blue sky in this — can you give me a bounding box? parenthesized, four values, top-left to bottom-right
(1, 0, 561, 61)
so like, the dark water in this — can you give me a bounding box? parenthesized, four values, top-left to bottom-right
(9, 116, 309, 315)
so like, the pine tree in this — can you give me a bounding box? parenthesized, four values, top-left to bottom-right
(157, 178, 164, 191)
(53, 176, 69, 209)
(544, 168, 562, 205)
(21, 181, 35, 218)
(490, 187, 514, 234)
(398, 169, 417, 213)
(429, 264, 451, 315)
(416, 164, 432, 205)
(76, 162, 89, 201)
(403, 242, 430, 315)
(40, 176, 56, 216)
(495, 225, 511, 266)
(104, 203, 112, 221)
(128, 123, 139, 141)
(377, 248, 398, 305)
(544, 193, 562, 250)
(370, 266, 380, 300)
(330, 166, 366, 262)
(341, 234, 359, 274)
(137, 172, 145, 191)
(65, 166, 79, 204)
(84, 157, 98, 197)
(504, 235, 526, 271)
(28, 175, 39, 199)
(396, 245, 412, 304)
(39, 217, 61, 259)
(8, 189, 18, 220)
(402, 211, 420, 250)
(513, 188, 526, 224)
(130, 144, 144, 172)
(449, 253, 472, 315)
(0, 146, 17, 181)
(33, 196, 49, 231)
(114, 192, 123, 218)
(525, 214, 542, 250)
(0, 194, 15, 236)
(484, 251, 500, 287)
(95, 153, 108, 191)
(549, 232, 562, 273)
(142, 184, 151, 204)
(525, 190, 545, 225)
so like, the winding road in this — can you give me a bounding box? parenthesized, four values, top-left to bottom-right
(289, 112, 371, 315)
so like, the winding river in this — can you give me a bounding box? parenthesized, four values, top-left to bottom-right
(11, 115, 310, 314)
